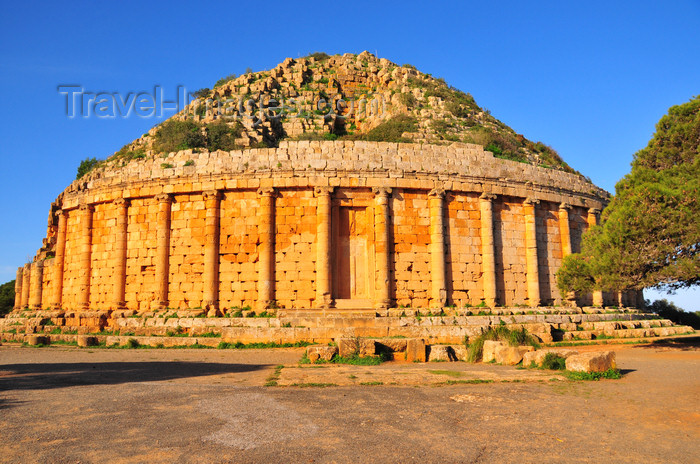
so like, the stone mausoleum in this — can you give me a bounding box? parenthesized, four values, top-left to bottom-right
(7, 53, 670, 353)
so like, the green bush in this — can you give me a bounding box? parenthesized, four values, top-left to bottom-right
(0, 280, 14, 316)
(647, 299, 700, 329)
(214, 74, 237, 88)
(206, 120, 243, 151)
(306, 52, 330, 61)
(541, 353, 566, 370)
(362, 115, 417, 143)
(398, 92, 417, 109)
(76, 157, 100, 179)
(153, 120, 206, 153)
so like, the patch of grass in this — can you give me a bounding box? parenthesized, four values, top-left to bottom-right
(126, 338, 140, 348)
(217, 341, 313, 350)
(564, 368, 622, 381)
(443, 379, 494, 385)
(290, 382, 337, 388)
(49, 340, 78, 347)
(360, 381, 383, 386)
(428, 369, 463, 378)
(197, 332, 221, 338)
(265, 364, 284, 387)
(540, 353, 566, 370)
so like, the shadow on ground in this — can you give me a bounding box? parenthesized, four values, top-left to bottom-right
(0, 361, 265, 392)
(635, 335, 700, 351)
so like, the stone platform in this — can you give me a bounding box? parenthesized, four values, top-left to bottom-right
(1, 306, 694, 361)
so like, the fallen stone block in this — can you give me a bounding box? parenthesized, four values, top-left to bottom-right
(482, 340, 505, 363)
(494, 345, 534, 365)
(306, 346, 338, 363)
(406, 338, 426, 362)
(566, 351, 616, 373)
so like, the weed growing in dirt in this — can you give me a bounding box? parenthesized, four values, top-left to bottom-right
(564, 368, 622, 381)
(428, 370, 463, 378)
(265, 365, 284, 386)
(540, 353, 567, 370)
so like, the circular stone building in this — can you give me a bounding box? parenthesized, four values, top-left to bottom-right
(12, 52, 644, 327)
(14, 139, 619, 315)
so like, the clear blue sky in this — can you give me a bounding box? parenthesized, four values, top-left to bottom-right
(0, 1, 698, 310)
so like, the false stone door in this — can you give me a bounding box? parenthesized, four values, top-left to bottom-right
(333, 205, 372, 307)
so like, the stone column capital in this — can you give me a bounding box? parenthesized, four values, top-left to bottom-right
(524, 197, 540, 206)
(559, 202, 571, 211)
(372, 187, 393, 198)
(203, 190, 221, 201)
(79, 203, 94, 212)
(588, 208, 600, 215)
(314, 186, 334, 197)
(113, 197, 130, 207)
(54, 208, 67, 218)
(257, 187, 277, 197)
(479, 193, 497, 201)
(155, 193, 173, 203)
(428, 188, 446, 199)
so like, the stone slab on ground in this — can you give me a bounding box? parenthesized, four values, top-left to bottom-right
(566, 351, 616, 372)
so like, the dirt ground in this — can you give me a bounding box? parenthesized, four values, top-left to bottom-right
(1, 338, 698, 464)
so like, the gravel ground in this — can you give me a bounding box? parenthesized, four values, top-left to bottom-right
(0, 339, 698, 463)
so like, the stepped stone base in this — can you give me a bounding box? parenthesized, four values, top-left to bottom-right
(1, 307, 694, 362)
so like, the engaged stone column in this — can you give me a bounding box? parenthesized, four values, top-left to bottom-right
(479, 193, 497, 307)
(373, 187, 393, 309)
(587, 208, 604, 307)
(78, 204, 93, 311)
(314, 187, 334, 308)
(21, 263, 31, 309)
(524, 198, 540, 307)
(155, 194, 172, 310)
(112, 198, 129, 310)
(13, 267, 23, 310)
(51, 209, 67, 309)
(203, 190, 221, 315)
(257, 188, 276, 310)
(558, 203, 572, 257)
(29, 261, 44, 310)
(428, 188, 447, 308)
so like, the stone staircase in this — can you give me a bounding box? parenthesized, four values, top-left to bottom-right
(0, 306, 694, 349)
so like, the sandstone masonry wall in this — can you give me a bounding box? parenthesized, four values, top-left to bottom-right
(16, 141, 615, 312)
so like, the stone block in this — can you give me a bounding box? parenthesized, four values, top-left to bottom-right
(337, 338, 359, 357)
(306, 345, 338, 363)
(406, 338, 426, 362)
(494, 345, 534, 365)
(359, 339, 377, 356)
(566, 351, 616, 373)
(26, 335, 49, 346)
(77, 335, 99, 347)
(427, 345, 460, 362)
(482, 340, 504, 363)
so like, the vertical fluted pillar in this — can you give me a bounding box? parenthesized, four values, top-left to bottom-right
(479, 193, 497, 307)
(315, 187, 334, 308)
(155, 194, 172, 310)
(373, 187, 393, 309)
(14, 267, 23, 310)
(78, 203, 93, 310)
(21, 263, 30, 309)
(51, 209, 67, 309)
(524, 198, 540, 307)
(587, 208, 604, 307)
(29, 261, 44, 310)
(428, 188, 447, 308)
(112, 198, 129, 310)
(257, 188, 276, 310)
(203, 190, 221, 315)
